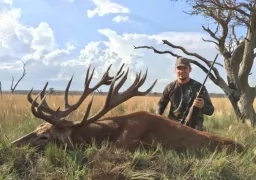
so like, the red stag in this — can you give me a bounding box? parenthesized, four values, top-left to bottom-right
(12, 64, 244, 153)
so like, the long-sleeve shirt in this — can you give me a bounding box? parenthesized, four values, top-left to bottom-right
(156, 78, 214, 130)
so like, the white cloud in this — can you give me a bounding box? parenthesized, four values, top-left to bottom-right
(52, 28, 230, 93)
(0, 4, 77, 91)
(0, 10, 56, 57)
(112, 15, 129, 23)
(30, 22, 56, 51)
(0, 8, 230, 94)
(0, 0, 12, 5)
(87, 0, 129, 18)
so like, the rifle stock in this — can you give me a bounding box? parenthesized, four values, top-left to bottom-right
(184, 95, 202, 127)
(180, 54, 219, 127)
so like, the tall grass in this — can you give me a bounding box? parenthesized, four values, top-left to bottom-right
(0, 94, 256, 179)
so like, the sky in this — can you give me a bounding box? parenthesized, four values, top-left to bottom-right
(0, 0, 255, 94)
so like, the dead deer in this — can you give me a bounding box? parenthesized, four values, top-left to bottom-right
(12, 64, 244, 154)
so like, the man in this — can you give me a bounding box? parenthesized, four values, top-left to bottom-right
(156, 57, 214, 131)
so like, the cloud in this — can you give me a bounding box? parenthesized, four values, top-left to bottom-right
(0, 0, 12, 5)
(112, 15, 129, 23)
(52, 28, 228, 93)
(1, 3, 241, 94)
(0, 8, 56, 57)
(1, 23, 229, 93)
(87, 0, 129, 18)
(0, 8, 228, 94)
(0, 4, 77, 91)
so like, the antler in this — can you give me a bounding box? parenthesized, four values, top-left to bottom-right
(28, 64, 125, 126)
(77, 67, 157, 126)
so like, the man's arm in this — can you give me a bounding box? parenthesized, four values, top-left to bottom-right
(156, 85, 170, 115)
(201, 87, 214, 116)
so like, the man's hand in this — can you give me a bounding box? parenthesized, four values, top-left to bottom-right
(193, 97, 204, 109)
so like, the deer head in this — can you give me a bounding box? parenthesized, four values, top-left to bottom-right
(11, 64, 157, 150)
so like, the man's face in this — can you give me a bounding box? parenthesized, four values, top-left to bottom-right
(175, 65, 191, 82)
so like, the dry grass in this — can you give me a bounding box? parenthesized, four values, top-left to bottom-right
(0, 93, 243, 120)
(0, 93, 253, 130)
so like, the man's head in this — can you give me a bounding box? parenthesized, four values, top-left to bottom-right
(175, 57, 191, 83)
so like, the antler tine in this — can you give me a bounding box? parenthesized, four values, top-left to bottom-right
(78, 67, 127, 125)
(124, 70, 144, 93)
(28, 63, 127, 126)
(80, 68, 157, 126)
(103, 63, 125, 85)
(110, 68, 130, 95)
(85, 64, 92, 86)
(27, 82, 55, 114)
(84, 65, 95, 89)
(43, 63, 125, 119)
(64, 74, 74, 109)
(39, 82, 51, 109)
(80, 95, 94, 125)
(46, 64, 96, 119)
(31, 92, 73, 127)
(136, 70, 157, 95)
(132, 69, 152, 95)
(63, 64, 125, 114)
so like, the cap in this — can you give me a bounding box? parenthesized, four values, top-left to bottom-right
(175, 57, 191, 68)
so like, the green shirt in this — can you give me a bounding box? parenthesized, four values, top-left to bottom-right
(156, 78, 214, 130)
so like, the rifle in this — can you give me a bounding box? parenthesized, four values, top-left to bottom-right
(180, 54, 219, 127)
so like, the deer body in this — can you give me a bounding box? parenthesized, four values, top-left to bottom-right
(11, 64, 244, 154)
(13, 111, 244, 153)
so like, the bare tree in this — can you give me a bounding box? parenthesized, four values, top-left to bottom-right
(10, 61, 28, 93)
(134, 0, 256, 126)
(97, 88, 104, 95)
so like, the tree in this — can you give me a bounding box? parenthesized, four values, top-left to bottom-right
(134, 0, 256, 126)
(10, 61, 28, 93)
(97, 88, 104, 95)
(49, 87, 55, 95)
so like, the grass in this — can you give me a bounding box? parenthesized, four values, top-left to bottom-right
(0, 94, 256, 179)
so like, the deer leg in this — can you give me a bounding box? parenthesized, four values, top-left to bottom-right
(115, 130, 158, 152)
(115, 130, 147, 151)
(140, 133, 158, 150)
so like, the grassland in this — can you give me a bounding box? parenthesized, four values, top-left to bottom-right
(0, 94, 256, 180)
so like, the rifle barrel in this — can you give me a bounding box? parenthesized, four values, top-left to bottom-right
(197, 54, 219, 98)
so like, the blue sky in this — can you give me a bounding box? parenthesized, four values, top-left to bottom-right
(0, 0, 254, 94)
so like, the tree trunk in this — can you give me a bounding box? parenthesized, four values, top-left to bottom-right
(237, 87, 256, 126)
(226, 93, 243, 119)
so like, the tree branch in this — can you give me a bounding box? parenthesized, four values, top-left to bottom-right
(187, 0, 252, 58)
(10, 61, 28, 93)
(231, 40, 245, 64)
(207, 0, 253, 15)
(133, 45, 219, 84)
(133, 45, 180, 57)
(235, 15, 251, 27)
(231, 24, 240, 46)
(134, 43, 223, 68)
(202, 25, 220, 42)
(202, 38, 219, 46)
(238, 7, 256, 86)
(222, 2, 251, 17)
(161, 40, 222, 78)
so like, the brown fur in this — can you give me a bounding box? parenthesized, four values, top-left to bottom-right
(12, 111, 244, 154)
